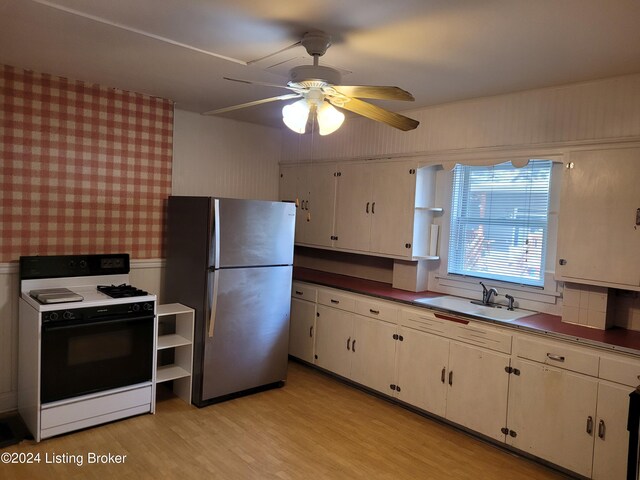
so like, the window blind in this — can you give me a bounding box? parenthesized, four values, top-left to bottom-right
(448, 160, 552, 287)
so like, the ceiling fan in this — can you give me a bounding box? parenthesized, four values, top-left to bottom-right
(203, 31, 420, 135)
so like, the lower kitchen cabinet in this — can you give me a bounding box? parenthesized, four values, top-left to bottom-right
(315, 305, 353, 378)
(395, 326, 449, 416)
(445, 342, 510, 442)
(506, 358, 599, 478)
(350, 314, 397, 394)
(289, 297, 317, 363)
(315, 303, 397, 395)
(592, 381, 632, 480)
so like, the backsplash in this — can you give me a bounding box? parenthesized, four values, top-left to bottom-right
(0, 64, 173, 262)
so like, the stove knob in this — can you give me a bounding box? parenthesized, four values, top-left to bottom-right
(48, 312, 59, 321)
(132, 304, 141, 312)
(143, 303, 153, 311)
(79, 260, 87, 269)
(63, 311, 74, 320)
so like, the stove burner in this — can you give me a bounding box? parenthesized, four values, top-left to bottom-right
(97, 283, 149, 299)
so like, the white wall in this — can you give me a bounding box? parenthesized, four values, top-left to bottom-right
(281, 74, 640, 162)
(172, 109, 282, 200)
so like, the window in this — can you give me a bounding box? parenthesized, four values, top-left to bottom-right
(447, 160, 553, 287)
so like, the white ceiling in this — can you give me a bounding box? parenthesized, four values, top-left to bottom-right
(2, 0, 640, 129)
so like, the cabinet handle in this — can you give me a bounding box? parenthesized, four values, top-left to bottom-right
(372, 202, 375, 214)
(586, 416, 594, 435)
(598, 419, 605, 439)
(366, 202, 370, 213)
(295, 290, 303, 296)
(347, 337, 351, 351)
(369, 309, 380, 315)
(330, 299, 340, 304)
(441, 367, 446, 384)
(352, 339, 356, 352)
(448, 371, 453, 386)
(546, 353, 565, 362)
(309, 326, 313, 338)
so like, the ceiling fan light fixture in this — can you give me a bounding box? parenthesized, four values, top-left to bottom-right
(282, 99, 310, 134)
(317, 102, 345, 136)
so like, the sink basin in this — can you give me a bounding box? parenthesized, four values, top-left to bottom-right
(414, 296, 536, 322)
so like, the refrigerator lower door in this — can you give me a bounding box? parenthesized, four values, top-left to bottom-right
(202, 265, 292, 401)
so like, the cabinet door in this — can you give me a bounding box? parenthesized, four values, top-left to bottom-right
(288, 298, 316, 363)
(280, 165, 311, 244)
(395, 327, 449, 417)
(369, 163, 416, 257)
(315, 305, 353, 378)
(334, 163, 372, 251)
(556, 148, 640, 287)
(506, 359, 598, 478)
(350, 315, 397, 395)
(304, 164, 337, 247)
(445, 342, 510, 442)
(593, 382, 632, 480)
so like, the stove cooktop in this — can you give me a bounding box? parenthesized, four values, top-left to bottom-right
(97, 284, 149, 299)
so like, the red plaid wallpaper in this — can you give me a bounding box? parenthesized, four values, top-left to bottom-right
(0, 65, 173, 262)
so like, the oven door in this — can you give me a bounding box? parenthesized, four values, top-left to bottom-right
(41, 314, 154, 404)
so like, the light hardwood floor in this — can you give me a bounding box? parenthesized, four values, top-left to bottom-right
(1, 361, 568, 479)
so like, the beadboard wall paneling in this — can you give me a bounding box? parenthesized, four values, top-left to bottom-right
(172, 109, 282, 200)
(0, 65, 174, 262)
(281, 74, 640, 162)
(0, 260, 164, 414)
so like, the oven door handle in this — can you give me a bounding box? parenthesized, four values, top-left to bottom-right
(42, 315, 154, 331)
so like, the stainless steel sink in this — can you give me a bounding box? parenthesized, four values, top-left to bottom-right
(414, 296, 536, 322)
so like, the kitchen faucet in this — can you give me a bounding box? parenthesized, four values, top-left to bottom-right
(479, 282, 498, 305)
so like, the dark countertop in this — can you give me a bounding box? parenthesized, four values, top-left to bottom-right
(293, 267, 640, 355)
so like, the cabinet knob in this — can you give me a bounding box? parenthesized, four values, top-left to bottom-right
(586, 416, 594, 435)
(598, 419, 605, 439)
(558, 259, 567, 266)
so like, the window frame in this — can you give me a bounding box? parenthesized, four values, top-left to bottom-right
(430, 156, 563, 307)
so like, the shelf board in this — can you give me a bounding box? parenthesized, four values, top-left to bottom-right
(415, 206, 443, 212)
(157, 334, 192, 350)
(157, 364, 190, 383)
(157, 303, 195, 316)
(413, 255, 440, 261)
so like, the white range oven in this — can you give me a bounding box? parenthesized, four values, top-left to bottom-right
(18, 254, 157, 441)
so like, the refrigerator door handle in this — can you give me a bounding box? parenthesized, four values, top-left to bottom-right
(213, 198, 221, 269)
(208, 269, 220, 338)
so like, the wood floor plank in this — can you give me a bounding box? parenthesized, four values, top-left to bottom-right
(0, 361, 568, 479)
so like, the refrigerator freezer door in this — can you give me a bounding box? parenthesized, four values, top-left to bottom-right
(214, 198, 295, 268)
(202, 265, 292, 401)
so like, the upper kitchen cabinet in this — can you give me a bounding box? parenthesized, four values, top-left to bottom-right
(280, 164, 337, 248)
(556, 147, 640, 290)
(333, 161, 434, 259)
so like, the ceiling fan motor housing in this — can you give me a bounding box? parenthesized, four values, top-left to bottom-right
(289, 65, 342, 87)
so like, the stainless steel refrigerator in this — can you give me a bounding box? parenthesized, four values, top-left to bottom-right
(164, 196, 296, 406)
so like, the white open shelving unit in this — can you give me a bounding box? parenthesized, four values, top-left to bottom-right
(155, 303, 194, 405)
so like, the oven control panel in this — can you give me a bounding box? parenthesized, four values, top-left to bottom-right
(42, 301, 155, 324)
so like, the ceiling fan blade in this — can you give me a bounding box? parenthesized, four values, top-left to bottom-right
(203, 94, 301, 115)
(223, 77, 307, 94)
(329, 97, 419, 131)
(328, 85, 415, 101)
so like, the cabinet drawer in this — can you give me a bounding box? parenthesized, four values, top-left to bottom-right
(317, 289, 356, 312)
(399, 308, 451, 336)
(516, 337, 599, 376)
(292, 282, 317, 302)
(599, 355, 640, 387)
(452, 323, 512, 354)
(355, 299, 397, 323)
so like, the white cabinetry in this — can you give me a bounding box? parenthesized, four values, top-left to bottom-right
(289, 283, 317, 363)
(155, 304, 194, 405)
(279, 160, 438, 259)
(334, 161, 417, 257)
(279, 164, 337, 248)
(556, 147, 640, 289)
(315, 289, 398, 395)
